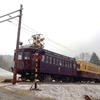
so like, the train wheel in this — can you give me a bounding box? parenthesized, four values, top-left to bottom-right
(66, 77, 70, 82)
(21, 77, 27, 81)
(38, 75, 45, 82)
(29, 78, 34, 82)
(29, 76, 34, 82)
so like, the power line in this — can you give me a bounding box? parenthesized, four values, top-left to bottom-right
(7, 19, 78, 55)
(44, 36, 78, 54)
(10, 21, 35, 35)
(9, 16, 38, 34)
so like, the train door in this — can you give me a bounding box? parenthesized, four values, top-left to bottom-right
(72, 61, 77, 76)
(17, 51, 24, 70)
(23, 51, 31, 69)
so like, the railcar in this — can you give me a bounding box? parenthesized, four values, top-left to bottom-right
(76, 60, 100, 83)
(15, 45, 77, 82)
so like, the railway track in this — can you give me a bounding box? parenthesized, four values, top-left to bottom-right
(16, 81, 100, 85)
(1, 78, 100, 85)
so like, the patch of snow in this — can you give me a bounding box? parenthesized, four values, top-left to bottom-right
(0, 68, 20, 79)
(0, 68, 100, 100)
(0, 68, 13, 77)
(0, 83, 99, 100)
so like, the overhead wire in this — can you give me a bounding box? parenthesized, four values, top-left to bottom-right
(7, 17, 78, 55)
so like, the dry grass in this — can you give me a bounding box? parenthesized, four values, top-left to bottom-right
(0, 85, 55, 100)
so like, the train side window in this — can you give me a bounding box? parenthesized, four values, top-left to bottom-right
(49, 56, 52, 64)
(56, 58, 59, 65)
(85, 65, 86, 70)
(70, 62, 72, 68)
(53, 58, 56, 64)
(41, 55, 45, 62)
(18, 52, 23, 60)
(65, 61, 67, 67)
(59, 59, 62, 66)
(73, 63, 76, 69)
(24, 52, 30, 59)
(68, 62, 70, 68)
(62, 60, 64, 66)
(45, 56, 49, 63)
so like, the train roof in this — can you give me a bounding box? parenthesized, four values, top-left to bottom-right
(76, 60, 100, 67)
(18, 45, 75, 61)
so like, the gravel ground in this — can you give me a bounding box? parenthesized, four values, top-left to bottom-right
(0, 88, 34, 100)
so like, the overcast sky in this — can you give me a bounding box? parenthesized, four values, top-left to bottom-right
(0, 0, 100, 57)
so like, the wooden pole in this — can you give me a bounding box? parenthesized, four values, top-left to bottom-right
(13, 5, 23, 84)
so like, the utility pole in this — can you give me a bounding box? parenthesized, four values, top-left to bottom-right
(13, 4, 23, 84)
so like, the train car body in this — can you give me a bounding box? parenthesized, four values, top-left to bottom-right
(15, 45, 77, 82)
(39, 49, 77, 82)
(76, 60, 100, 82)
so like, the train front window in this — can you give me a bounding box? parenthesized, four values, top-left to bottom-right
(24, 52, 30, 59)
(18, 52, 23, 60)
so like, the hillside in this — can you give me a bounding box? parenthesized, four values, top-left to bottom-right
(0, 55, 14, 71)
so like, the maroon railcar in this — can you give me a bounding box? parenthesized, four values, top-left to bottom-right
(15, 45, 77, 82)
(39, 50, 77, 82)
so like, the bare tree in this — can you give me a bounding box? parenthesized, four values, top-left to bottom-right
(75, 52, 91, 62)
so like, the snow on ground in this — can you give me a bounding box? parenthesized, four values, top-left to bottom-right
(2, 83, 100, 100)
(0, 68, 20, 80)
(0, 68, 13, 77)
(0, 68, 100, 100)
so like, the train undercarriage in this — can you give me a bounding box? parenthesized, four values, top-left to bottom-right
(17, 69, 100, 83)
(19, 72, 100, 83)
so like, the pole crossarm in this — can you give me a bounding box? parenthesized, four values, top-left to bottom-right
(0, 14, 22, 23)
(0, 9, 22, 18)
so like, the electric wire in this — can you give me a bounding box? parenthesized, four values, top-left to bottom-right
(7, 18, 78, 55)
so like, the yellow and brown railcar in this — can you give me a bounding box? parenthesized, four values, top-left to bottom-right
(76, 60, 100, 82)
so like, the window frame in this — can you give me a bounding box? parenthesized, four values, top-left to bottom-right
(23, 52, 30, 60)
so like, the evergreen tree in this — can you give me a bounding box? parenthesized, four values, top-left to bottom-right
(89, 52, 100, 65)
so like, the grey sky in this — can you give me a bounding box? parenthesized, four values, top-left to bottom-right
(0, 0, 100, 57)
